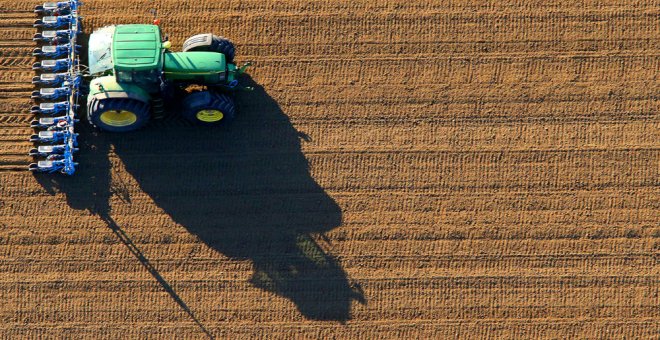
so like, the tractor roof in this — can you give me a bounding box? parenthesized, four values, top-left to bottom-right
(112, 24, 162, 72)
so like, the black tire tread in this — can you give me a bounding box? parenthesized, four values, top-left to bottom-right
(87, 97, 150, 132)
(183, 34, 235, 63)
(181, 91, 236, 125)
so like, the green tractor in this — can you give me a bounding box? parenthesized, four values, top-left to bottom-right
(86, 24, 250, 132)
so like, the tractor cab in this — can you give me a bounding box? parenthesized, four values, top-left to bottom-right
(88, 24, 163, 92)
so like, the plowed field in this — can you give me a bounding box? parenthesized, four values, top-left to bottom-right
(0, 0, 659, 338)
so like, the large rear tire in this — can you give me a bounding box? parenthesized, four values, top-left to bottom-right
(182, 34, 235, 63)
(87, 97, 150, 132)
(182, 91, 235, 125)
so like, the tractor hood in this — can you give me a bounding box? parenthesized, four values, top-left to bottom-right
(162, 52, 227, 84)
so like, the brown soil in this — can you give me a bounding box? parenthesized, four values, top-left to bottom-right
(0, 0, 658, 338)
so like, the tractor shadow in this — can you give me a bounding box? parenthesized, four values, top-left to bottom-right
(34, 75, 364, 322)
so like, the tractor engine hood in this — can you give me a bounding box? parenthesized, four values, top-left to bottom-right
(162, 52, 227, 84)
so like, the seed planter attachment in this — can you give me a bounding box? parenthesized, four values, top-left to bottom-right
(29, 1, 82, 175)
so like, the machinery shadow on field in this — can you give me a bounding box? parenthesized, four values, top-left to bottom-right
(35, 74, 364, 323)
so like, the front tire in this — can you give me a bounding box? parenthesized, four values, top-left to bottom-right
(182, 91, 235, 125)
(182, 34, 235, 63)
(87, 97, 150, 132)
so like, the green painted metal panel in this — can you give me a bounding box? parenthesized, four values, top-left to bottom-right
(162, 52, 226, 84)
(115, 50, 156, 59)
(163, 52, 226, 73)
(227, 63, 237, 83)
(112, 24, 162, 71)
(115, 41, 157, 50)
(88, 76, 152, 103)
(115, 33, 155, 41)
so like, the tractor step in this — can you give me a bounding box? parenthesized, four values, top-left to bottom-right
(151, 97, 166, 119)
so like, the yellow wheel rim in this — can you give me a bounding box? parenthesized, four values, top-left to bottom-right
(99, 110, 138, 127)
(196, 109, 224, 123)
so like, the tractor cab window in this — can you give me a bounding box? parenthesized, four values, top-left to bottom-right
(116, 69, 161, 92)
(88, 26, 116, 75)
(116, 70, 132, 83)
(133, 69, 160, 85)
(117, 70, 159, 84)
